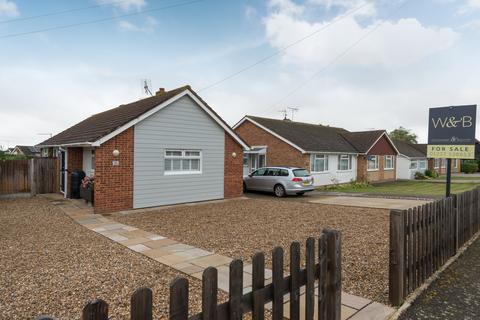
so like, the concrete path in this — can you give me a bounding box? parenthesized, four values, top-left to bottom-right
(399, 237, 480, 320)
(47, 195, 394, 320)
(310, 196, 429, 210)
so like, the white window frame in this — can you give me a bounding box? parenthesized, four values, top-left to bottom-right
(384, 155, 394, 170)
(409, 160, 418, 170)
(337, 154, 352, 171)
(367, 155, 379, 171)
(311, 154, 329, 173)
(453, 159, 458, 168)
(434, 158, 441, 169)
(164, 149, 202, 175)
(419, 160, 427, 170)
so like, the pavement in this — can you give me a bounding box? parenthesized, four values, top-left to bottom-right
(399, 237, 480, 320)
(309, 196, 430, 210)
(44, 194, 395, 320)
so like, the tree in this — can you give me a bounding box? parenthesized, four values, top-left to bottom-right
(389, 126, 418, 144)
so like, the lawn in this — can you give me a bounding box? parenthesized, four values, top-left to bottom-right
(0, 197, 207, 319)
(435, 175, 480, 181)
(112, 198, 391, 304)
(323, 181, 478, 197)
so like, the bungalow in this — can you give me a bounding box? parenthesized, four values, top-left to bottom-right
(233, 116, 399, 186)
(393, 139, 428, 180)
(10, 145, 41, 157)
(37, 86, 248, 213)
(412, 144, 462, 175)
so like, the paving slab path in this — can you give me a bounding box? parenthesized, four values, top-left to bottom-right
(47, 195, 394, 320)
(399, 237, 480, 320)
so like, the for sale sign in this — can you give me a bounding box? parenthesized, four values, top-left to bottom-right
(427, 105, 477, 159)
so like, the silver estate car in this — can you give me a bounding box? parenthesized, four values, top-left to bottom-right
(243, 166, 315, 197)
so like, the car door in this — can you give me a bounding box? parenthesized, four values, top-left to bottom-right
(263, 168, 280, 192)
(245, 168, 267, 191)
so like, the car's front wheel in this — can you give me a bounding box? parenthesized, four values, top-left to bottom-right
(274, 184, 286, 197)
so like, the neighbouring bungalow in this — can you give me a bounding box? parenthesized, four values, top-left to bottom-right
(393, 139, 428, 180)
(10, 145, 41, 157)
(37, 86, 249, 213)
(412, 144, 462, 175)
(233, 116, 399, 186)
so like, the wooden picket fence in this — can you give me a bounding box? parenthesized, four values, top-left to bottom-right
(0, 158, 58, 195)
(36, 230, 342, 320)
(389, 187, 480, 305)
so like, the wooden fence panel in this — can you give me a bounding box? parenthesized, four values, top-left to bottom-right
(0, 158, 58, 195)
(389, 187, 480, 305)
(0, 159, 29, 194)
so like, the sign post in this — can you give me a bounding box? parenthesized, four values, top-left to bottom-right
(427, 105, 477, 197)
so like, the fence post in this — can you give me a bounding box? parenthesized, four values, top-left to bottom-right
(82, 299, 108, 320)
(452, 194, 459, 252)
(170, 277, 189, 320)
(131, 287, 153, 320)
(29, 158, 36, 196)
(389, 210, 405, 306)
(323, 229, 341, 320)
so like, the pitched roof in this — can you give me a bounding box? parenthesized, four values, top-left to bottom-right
(393, 139, 426, 158)
(340, 130, 386, 153)
(14, 145, 40, 156)
(238, 116, 358, 153)
(412, 143, 428, 154)
(38, 86, 248, 149)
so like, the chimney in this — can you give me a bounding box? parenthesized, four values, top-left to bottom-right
(156, 88, 166, 96)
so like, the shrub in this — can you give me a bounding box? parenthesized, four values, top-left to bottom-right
(414, 171, 427, 180)
(462, 160, 478, 174)
(424, 169, 438, 178)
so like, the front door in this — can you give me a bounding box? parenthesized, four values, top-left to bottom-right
(60, 150, 66, 194)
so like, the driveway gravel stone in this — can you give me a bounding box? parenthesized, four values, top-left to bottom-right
(0, 197, 210, 319)
(112, 198, 391, 304)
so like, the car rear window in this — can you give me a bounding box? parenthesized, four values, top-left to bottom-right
(293, 169, 310, 177)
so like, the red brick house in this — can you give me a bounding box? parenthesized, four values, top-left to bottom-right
(233, 116, 399, 186)
(412, 144, 462, 175)
(38, 86, 248, 213)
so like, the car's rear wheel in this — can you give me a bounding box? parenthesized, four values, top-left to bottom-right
(274, 184, 286, 197)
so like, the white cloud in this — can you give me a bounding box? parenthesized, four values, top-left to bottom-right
(308, 0, 376, 17)
(244, 5, 258, 20)
(268, 0, 305, 15)
(0, 0, 19, 17)
(118, 16, 157, 32)
(264, 4, 459, 69)
(96, 0, 146, 12)
(467, 0, 480, 8)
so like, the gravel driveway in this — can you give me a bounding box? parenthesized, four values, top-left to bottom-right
(112, 198, 390, 304)
(0, 197, 207, 319)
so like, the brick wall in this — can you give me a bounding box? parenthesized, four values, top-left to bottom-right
(357, 155, 397, 183)
(224, 132, 244, 198)
(66, 147, 83, 197)
(234, 120, 310, 169)
(94, 128, 134, 214)
(428, 158, 462, 174)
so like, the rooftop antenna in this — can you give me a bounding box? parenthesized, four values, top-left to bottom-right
(288, 107, 299, 121)
(279, 108, 288, 120)
(141, 79, 153, 96)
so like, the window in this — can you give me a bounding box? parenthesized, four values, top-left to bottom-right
(293, 169, 310, 177)
(367, 155, 379, 171)
(410, 161, 418, 170)
(265, 168, 280, 176)
(419, 160, 427, 170)
(384, 155, 394, 170)
(243, 154, 248, 166)
(252, 168, 266, 176)
(311, 154, 328, 172)
(337, 155, 352, 171)
(434, 158, 441, 169)
(164, 149, 201, 174)
(453, 159, 458, 168)
(91, 149, 96, 174)
(41, 148, 49, 157)
(441, 159, 446, 168)
(279, 169, 289, 177)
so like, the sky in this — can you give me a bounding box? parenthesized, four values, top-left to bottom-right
(1, 0, 480, 148)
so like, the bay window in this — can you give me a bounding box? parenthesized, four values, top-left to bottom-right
(165, 150, 201, 174)
(338, 155, 352, 171)
(311, 154, 328, 172)
(384, 155, 394, 170)
(367, 155, 379, 171)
